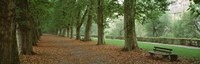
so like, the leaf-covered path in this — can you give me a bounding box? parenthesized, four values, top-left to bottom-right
(20, 34, 117, 64)
(20, 34, 191, 64)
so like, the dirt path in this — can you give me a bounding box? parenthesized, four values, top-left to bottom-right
(20, 34, 192, 64)
(20, 34, 116, 64)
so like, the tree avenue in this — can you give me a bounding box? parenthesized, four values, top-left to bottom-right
(1, 0, 199, 63)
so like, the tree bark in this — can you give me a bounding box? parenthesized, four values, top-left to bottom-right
(97, 0, 105, 45)
(58, 28, 62, 36)
(17, 0, 34, 55)
(67, 27, 70, 37)
(12, 21, 20, 63)
(35, 20, 41, 40)
(31, 16, 38, 46)
(61, 28, 66, 37)
(76, 8, 88, 40)
(32, 29, 38, 46)
(70, 27, 74, 39)
(0, 0, 20, 63)
(76, 26, 81, 40)
(153, 22, 156, 37)
(123, 0, 139, 51)
(75, 10, 82, 40)
(16, 26, 22, 55)
(84, 3, 93, 41)
(20, 28, 34, 55)
(39, 28, 42, 36)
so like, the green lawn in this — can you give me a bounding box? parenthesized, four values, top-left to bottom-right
(92, 38, 200, 59)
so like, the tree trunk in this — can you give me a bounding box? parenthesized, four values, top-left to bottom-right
(67, 27, 70, 37)
(35, 20, 41, 41)
(61, 28, 66, 37)
(39, 28, 42, 36)
(76, 26, 81, 40)
(60, 29, 63, 36)
(0, 0, 20, 63)
(20, 28, 34, 55)
(84, 4, 93, 41)
(76, 8, 88, 40)
(57, 28, 61, 36)
(16, 27, 22, 55)
(75, 10, 82, 40)
(12, 21, 20, 63)
(84, 20, 92, 41)
(123, 0, 139, 51)
(17, 0, 34, 55)
(31, 17, 38, 46)
(70, 27, 74, 39)
(97, 0, 105, 45)
(152, 22, 157, 37)
(32, 30, 38, 46)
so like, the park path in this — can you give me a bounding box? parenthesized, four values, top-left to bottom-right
(20, 34, 117, 64)
(20, 34, 191, 64)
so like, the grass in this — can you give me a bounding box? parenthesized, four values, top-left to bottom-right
(92, 38, 200, 59)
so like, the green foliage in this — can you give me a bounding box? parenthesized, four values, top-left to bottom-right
(193, 0, 200, 4)
(130, 0, 172, 37)
(108, 18, 124, 37)
(173, 12, 200, 38)
(136, 0, 171, 24)
(38, 0, 88, 33)
(144, 14, 171, 37)
(98, 0, 123, 28)
(104, 0, 123, 18)
(189, 4, 200, 17)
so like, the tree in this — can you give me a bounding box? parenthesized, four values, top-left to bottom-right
(108, 18, 124, 37)
(83, 0, 93, 41)
(136, 0, 171, 24)
(97, 0, 105, 45)
(75, 0, 88, 40)
(144, 13, 170, 37)
(28, 0, 45, 45)
(41, 0, 77, 38)
(173, 12, 200, 38)
(76, 9, 87, 40)
(189, 1, 200, 17)
(17, 0, 34, 55)
(133, 0, 171, 37)
(69, 0, 77, 39)
(0, 0, 20, 63)
(123, 0, 138, 51)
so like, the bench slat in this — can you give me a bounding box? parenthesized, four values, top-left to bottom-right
(153, 49, 172, 54)
(154, 46, 172, 51)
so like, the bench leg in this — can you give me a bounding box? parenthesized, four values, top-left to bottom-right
(162, 55, 170, 60)
(150, 53, 155, 58)
(170, 54, 178, 61)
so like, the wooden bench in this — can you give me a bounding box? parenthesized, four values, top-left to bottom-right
(149, 46, 178, 61)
